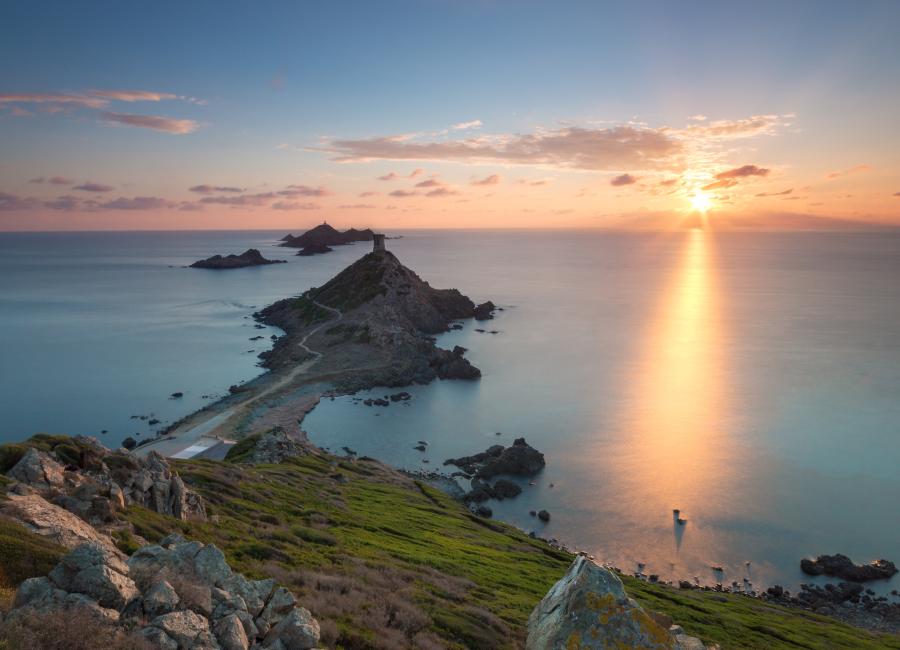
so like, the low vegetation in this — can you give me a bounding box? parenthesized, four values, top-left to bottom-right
(309, 253, 388, 311)
(115, 451, 899, 650)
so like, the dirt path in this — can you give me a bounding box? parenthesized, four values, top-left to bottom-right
(134, 302, 342, 458)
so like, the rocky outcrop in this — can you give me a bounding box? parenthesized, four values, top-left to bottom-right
(246, 428, 308, 464)
(296, 242, 334, 256)
(2, 492, 122, 554)
(280, 224, 373, 249)
(444, 438, 545, 479)
(526, 556, 715, 650)
(190, 249, 286, 269)
(8, 535, 320, 650)
(800, 554, 897, 582)
(429, 345, 481, 380)
(4, 437, 206, 533)
(474, 300, 496, 320)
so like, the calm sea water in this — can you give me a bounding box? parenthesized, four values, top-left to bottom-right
(2, 229, 899, 592)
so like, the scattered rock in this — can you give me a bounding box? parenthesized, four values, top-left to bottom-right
(800, 554, 897, 582)
(474, 301, 496, 320)
(491, 478, 522, 499)
(444, 437, 545, 479)
(537, 509, 551, 522)
(170, 392, 184, 399)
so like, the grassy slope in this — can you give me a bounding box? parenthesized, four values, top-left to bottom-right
(119, 452, 898, 650)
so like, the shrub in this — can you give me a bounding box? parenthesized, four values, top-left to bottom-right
(291, 526, 337, 546)
(0, 606, 152, 650)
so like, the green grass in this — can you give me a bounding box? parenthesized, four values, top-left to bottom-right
(0, 517, 66, 609)
(309, 253, 387, 311)
(292, 296, 333, 325)
(117, 451, 899, 649)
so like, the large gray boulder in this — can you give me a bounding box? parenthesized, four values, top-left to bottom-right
(264, 607, 320, 649)
(7, 448, 66, 489)
(527, 556, 714, 650)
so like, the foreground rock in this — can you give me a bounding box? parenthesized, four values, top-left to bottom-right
(445, 438, 545, 479)
(191, 249, 286, 269)
(800, 554, 897, 582)
(3, 436, 206, 541)
(7, 535, 320, 649)
(527, 556, 716, 649)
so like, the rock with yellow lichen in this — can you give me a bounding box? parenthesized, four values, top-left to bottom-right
(526, 556, 717, 650)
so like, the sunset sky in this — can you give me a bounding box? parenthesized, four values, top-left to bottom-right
(2, 0, 899, 231)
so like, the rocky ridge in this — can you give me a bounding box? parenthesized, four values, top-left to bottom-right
(280, 224, 373, 250)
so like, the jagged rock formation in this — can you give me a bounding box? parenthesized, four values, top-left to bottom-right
(3, 437, 206, 548)
(800, 554, 897, 582)
(444, 438, 545, 479)
(190, 249, 286, 269)
(295, 242, 333, 256)
(225, 428, 310, 465)
(526, 556, 716, 649)
(280, 224, 373, 249)
(7, 535, 320, 649)
(257, 249, 490, 386)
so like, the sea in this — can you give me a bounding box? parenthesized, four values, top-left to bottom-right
(1, 229, 899, 593)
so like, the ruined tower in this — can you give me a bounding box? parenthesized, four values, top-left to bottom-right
(373, 233, 386, 252)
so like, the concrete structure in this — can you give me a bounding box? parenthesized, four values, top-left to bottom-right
(373, 233, 386, 252)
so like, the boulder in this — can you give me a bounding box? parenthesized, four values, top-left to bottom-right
(148, 610, 212, 647)
(2, 493, 121, 553)
(526, 557, 712, 649)
(144, 580, 181, 617)
(47, 544, 138, 610)
(444, 438, 545, 479)
(216, 612, 251, 650)
(7, 447, 66, 489)
(264, 607, 320, 649)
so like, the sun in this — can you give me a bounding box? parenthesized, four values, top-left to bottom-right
(690, 190, 713, 213)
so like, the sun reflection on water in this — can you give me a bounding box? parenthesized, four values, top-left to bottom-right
(603, 229, 736, 578)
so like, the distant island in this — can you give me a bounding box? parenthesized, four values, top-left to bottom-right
(280, 223, 374, 256)
(189, 248, 286, 269)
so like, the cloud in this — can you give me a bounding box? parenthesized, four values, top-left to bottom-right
(517, 178, 550, 186)
(452, 120, 483, 130)
(715, 164, 770, 179)
(683, 115, 784, 139)
(101, 112, 200, 134)
(704, 164, 770, 190)
(49, 176, 74, 185)
(0, 93, 108, 109)
(189, 185, 243, 194)
(199, 193, 275, 206)
(755, 188, 793, 197)
(610, 173, 638, 186)
(377, 172, 399, 181)
(0, 191, 40, 211)
(99, 196, 175, 210)
(338, 203, 377, 209)
(74, 182, 114, 192)
(425, 187, 458, 198)
(690, 114, 707, 121)
(894, 192, 900, 197)
(272, 201, 320, 210)
(359, 191, 379, 197)
(85, 90, 177, 102)
(471, 174, 501, 186)
(282, 184, 331, 197)
(826, 164, 871, 179)
(319, 125, 682, 171)
(408, 168, 424, 178)
(414, 178, 442, 188)
(389, 189, 417, 198)
(659, 178, 679, 186)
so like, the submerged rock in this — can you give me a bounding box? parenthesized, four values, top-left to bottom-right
(526, 556, 714, 649)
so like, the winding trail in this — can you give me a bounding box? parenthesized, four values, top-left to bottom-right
(134, 301, 341, 459)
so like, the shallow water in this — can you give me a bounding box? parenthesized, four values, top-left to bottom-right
(2, 229, 899, 592)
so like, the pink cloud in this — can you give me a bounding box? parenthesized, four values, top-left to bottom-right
(471, 174, 501, 186)
(49, 176, 74, 185)
(378, 172, 399, 181)
(415, 178, 442, 188)
(425, 187, 458, 198)
(100, 196, 175, 210)
(610, 173, 638, 186)
(86, 90, 178, 102)
(272, 201, 320, 210)
(282, 184, 331, 197)
(338, 203, 377, 209)
(389, 190, 417, 198)
(74, 182, 114, 192)
(826, 164, 871, 180)
(101, 112, 200, 134)
(0, 93, 108, 109)
(715, 164, 770, 179)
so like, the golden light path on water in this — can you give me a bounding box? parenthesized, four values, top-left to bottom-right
(602, 228, 738, 580)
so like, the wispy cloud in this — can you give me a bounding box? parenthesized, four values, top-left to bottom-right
(272, 201, 320, 211)
(425, 187, 458, 198)
(610, 173, 638, 186)
(74, 182, 114, 192)
(100, 196, 175, 210)
(85, 90, 177, 102)
(389, 189, 417, 198)
(0, 93, 108, 109)
(703, 164, 770, 190)
(452, 119, 483, 130)
(471, 174, 501, 186)
(282, 184, 331, 197)
(755, 188, 793, 197)
(189, 185, 243, 194)
(414, 178, 442, 188)
(826, 164, 871, 179)
(338, 203, 377, 209)
(101, 112, 199, 134)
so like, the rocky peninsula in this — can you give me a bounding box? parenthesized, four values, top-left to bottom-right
(190, 249, 285, 270)
(279, 223, 374, 254)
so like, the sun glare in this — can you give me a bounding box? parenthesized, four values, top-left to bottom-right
(690, 191, 712, 213)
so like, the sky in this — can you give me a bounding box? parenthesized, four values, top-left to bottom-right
(1, 0, 899, 231)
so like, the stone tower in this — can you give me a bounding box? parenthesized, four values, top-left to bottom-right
(373, 233, 386, 252)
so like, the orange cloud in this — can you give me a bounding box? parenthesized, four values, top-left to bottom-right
(826, 164, 871, 179)
(611, 173, 638, 186)
(471, 174, 501, 186)
(101, 112, 199, 134)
